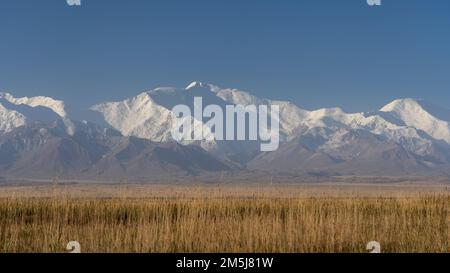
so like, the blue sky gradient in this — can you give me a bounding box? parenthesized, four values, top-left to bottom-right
(0, 0, 449, 113)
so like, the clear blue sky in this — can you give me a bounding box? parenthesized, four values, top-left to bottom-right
(0, 0, 449, 113)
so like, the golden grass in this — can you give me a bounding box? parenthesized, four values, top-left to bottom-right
(0, 186, 448, 253)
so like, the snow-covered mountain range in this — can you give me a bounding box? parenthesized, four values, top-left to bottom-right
(2, 82, 450, 179)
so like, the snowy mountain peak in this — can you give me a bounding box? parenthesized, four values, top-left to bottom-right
(0, 92, 68, 118)
(0, 92, 75, 136)
(0, 102, 27, 133)
(186, 81, 210, 90)
(90, 92, 176, 141)
(380, 98, 450, 143)
(380, 98, 422, 113)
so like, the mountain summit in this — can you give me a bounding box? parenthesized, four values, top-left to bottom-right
(380, 98, 450, 143)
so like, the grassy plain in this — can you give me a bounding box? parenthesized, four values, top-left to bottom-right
(0, 182, 448, 253)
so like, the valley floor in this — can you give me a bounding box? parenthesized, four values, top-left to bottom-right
(0, 182, 449, 253)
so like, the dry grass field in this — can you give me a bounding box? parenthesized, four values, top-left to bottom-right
(0, 183, 449, 253)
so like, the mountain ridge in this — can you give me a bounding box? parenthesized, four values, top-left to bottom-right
(2, 82, 450, 179)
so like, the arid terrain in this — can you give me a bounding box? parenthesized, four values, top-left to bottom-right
(0, 180, 449, 253)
